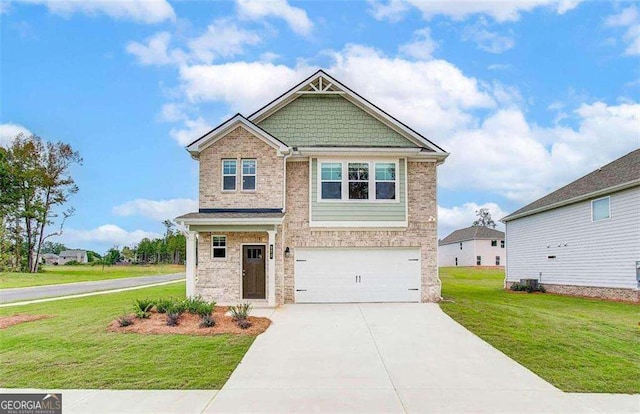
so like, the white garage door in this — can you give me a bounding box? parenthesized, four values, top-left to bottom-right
(294, 248, 421, 303)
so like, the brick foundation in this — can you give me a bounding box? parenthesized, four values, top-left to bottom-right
(505, 281, 639, 303)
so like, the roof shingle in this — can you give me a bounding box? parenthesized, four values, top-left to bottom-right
(439, 226, 505, 246)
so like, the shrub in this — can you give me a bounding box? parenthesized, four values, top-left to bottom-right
(65, 260, 80, 266)
(183, 295, 207, 314)
(133, 298, 154, 319)
(117, 314, 134, 327)
(510, 283, 528, 292)
(510, 282, 545, 293)
(228, 303, 252, 321)
(237, 319, 252, 330)
(196, 301, 216, 318)
(199, 314, 216, 328)
(166, 312, 181, 326)
(155, 298, 175, 314)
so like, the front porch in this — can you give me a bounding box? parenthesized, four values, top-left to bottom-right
(177, 211, 284, 307)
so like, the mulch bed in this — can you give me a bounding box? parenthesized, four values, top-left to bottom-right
(0, 314, 52, 329)
(107, 307, 271, 336)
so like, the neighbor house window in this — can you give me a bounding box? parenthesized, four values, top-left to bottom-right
(592, 197, 610, 221)
(495, 256, 500, 266)
(222, 160, 237, 191)
(241, 159, 256, 191)
(491, 240, 497, 247)
(348, 162, 369, 200)
(459, 242, 463, 250)
(212, 236, 226, 259)
(375, 162, 396, 200)
(455, 257, 458, 266)
(501, 240, 505, 248)
(476, 256, 481, 265)
(320, 162, 342, 199)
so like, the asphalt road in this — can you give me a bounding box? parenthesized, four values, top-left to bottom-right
(0, 273, 185, 304)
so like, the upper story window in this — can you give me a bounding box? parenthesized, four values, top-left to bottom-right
(319, 160, 398, 202)
(242, 159, 257, 191)
(592, 197, 610, 221)
(491, 240, 497, 247)
(222, 160, 237, 191)
(501, 240, 505, 248)
(459, 242, 463, 250)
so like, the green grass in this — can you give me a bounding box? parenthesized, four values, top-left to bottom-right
(439, 267, 640, 394)
(0, 283, 253, 389)
(0, 264, 185, 289)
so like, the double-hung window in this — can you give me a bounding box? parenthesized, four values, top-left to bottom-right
(222, 160, 237, 191)
(592, 197, 610, 221)
(321, 163, 342, 199)
(212, 235, 227, 259)
(241, 159, 256, 191)
(348, 163, 369, 200)
(375, 163, 396, 200)
(319, 160, 398, 201)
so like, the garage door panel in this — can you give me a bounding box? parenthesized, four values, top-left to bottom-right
(295, 248, 421, 303)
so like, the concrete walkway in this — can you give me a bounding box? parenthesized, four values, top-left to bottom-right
(207, 304, 639, 413)
(0, 273, 185, 304)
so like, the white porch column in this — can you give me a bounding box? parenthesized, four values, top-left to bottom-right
(186, 231, 197, 298)
(267, 229, 277, 306)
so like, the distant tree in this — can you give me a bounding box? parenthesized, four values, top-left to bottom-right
(472, 208, 496, 229)
(121, 246, 135, 262)
(40, 241, 68, 255)
(104, 246, 122, 265)
(1, 134, 82, 272)
(86, 250, 101, 263)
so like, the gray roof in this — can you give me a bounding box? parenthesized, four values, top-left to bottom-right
(60, 250, 86, 256)
(439, 226, 505, 246)
(176, 212, 285, 220)
(503, 149, 640, 221)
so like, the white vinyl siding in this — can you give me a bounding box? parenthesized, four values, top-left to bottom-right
(311, 158, 406, 223)
(438, 239, 505, 267)
(506, 187, 640, 289)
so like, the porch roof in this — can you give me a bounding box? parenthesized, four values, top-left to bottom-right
(175, 211, 285, 230)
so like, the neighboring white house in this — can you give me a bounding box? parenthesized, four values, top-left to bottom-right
(41, 253, 61, 265)
(438, 226, 505, 267)
(58, 250, 88, 264)
(502, 149, 640, 303)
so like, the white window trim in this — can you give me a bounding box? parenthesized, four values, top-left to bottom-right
(212, 235, 227, 260)
(221, 159, 237, 192)
(317, 159, 400, 203)
(591, 196, 611, 222)
(241, 159, 257, 192)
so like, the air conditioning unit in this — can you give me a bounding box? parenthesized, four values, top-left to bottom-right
(520, 279, 539, 289)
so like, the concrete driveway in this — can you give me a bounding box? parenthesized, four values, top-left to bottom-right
(207, 304, 638, 414)
(0, 273, 184, 304)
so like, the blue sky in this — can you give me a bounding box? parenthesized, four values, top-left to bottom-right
(1, 0, 639, 253)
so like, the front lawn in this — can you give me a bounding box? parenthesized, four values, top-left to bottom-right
(0, 264, 185, 289)
(439, 267, 640, 394)
(0, 283, 253, 389)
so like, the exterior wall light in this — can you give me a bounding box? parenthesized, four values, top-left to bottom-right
(284, 247, 291, 258)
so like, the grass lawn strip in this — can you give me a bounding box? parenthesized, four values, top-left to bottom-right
(0, 283, 254, 390)
(0, 264, 185, 289)
(439, 267, 640, 394)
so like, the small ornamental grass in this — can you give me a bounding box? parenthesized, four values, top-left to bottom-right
(229, 303, 253, 329)
(165, 302, 185, 327)
(117, 314, 134, 327)
(133, 299, 154, 319)
(198, 314, 216, 328)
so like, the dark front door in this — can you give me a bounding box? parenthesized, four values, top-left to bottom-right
(242, 245, 266, 299)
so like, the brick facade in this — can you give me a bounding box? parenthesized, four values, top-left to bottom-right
(505, 281, 639, 303)
(199, 126, 284, 210)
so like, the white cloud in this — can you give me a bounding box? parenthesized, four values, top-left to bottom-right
(438, 202, 508, 237)
(0, 123, 31, 147)
(159, 103, 188, 123)
(236, 0, 313, 35)
(126, 32, 183, 66)
(399, 28, 438, 60)
(462, 20, 515, 54)
(178, 44, 495, 139)
(113, 198, 198, 221)
(605, 6, 640, 56)
(487, 63, 512, 71)
(369, 0, 581, 23)
(439, 102, 640, 203)
(14, 0, 175, 24)
(188, 18, 262, 64)
(169, 116, 213, 146)
(61, 224, 162, 247)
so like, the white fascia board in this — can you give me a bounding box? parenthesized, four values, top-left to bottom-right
(187, 115, 289, 158)
(294, 147, 447, 160)
(248, 71, 447, 155)
(501, 179, 640, 222)
(177, 217, 284, 226)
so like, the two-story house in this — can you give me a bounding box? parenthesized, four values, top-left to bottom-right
(438, 226, 505, 267)
(176, 70, 449, 306)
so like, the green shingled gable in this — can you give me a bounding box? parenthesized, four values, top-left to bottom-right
(257, 95, 418, 147)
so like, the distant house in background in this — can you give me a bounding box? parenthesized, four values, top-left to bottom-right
(41, 253, 61, 265)
(502, 149, 640, 303)
(438, 226, 505, 267)
(58, 250, 88, 264)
